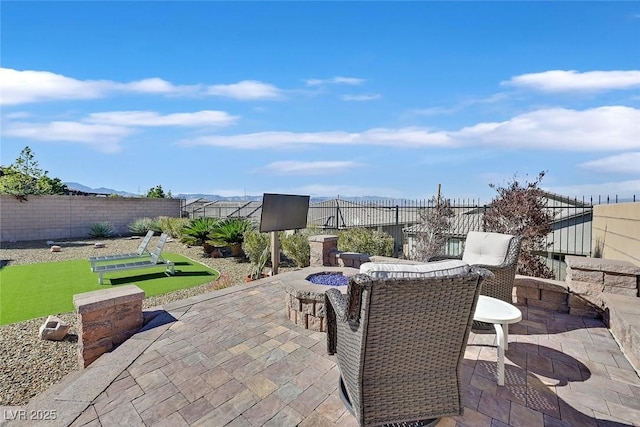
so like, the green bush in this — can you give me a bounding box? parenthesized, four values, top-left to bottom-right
(155, 216, 189, 238)
(128, 217, 157, 236)
(338, 228, 394, 257)
(209, 218, 254, 247)
(243, 230, 271, 279)
(88, 222, 114, 238)
(279, 231, 310, 268)
(181, 217, 219, 246)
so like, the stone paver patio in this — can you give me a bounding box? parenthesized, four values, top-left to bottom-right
(8, 274, 640, 427)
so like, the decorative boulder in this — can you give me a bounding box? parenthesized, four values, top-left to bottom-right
(94, 242, 106, 248)
(38, 315, 70, 341)
(50, 245, 61, 252)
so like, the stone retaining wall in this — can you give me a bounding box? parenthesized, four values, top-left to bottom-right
(73, 285, 145, 368)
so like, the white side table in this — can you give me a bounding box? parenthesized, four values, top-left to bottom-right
(473, 295, 522, 386)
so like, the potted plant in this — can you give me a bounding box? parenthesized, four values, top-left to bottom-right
(209, 218, 254, 257)
(243, 230, 271, 281)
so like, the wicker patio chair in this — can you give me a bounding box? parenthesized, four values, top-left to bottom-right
(325, 266, 490, 427)
(431, 231, 522, 304)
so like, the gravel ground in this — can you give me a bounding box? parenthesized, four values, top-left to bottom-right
(0, 236, 295, 406)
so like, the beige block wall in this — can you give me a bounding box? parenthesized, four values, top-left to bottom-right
(592, 203, 640, 267)
(0, 195, 182, 242)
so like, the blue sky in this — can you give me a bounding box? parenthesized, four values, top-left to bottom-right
(1, 2, 639, 201)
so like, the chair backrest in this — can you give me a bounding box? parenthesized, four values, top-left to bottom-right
(330, 269, 485, 426)
(462, 231, 515, 266)
(149, 233, 168, 264)
(135, 230, 155, 256)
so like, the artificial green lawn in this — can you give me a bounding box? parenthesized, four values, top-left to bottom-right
(0, 253, 219, 325)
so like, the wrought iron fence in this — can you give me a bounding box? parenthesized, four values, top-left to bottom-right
(181, 194, 637, 280)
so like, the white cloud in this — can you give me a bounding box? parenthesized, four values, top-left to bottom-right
(181, 127, 451, 149)
(580, 153, 640, 174)
(305, 76, 365, 86)
(341, 94, 381, 101)
(545, 180, 640, 199)
(205, 80, 282, 99)
(0, 68, 281, 105)
(453, 106, 640, 151)
(2, 121, 133, 153)
(502, 70, 640, 93)
(182, 106, 640, 151)
(261, 160, 365, 175)
(85, 110, 238, 127)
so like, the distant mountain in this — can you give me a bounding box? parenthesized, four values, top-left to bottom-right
(64, 182, 138, 197)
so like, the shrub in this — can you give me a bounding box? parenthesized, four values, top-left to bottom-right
(128, 217, 156, 236)
(279, 231, 310, 268)
(338, 228, 394, 257)
(208, 273, 235, 291)
(410, 196, 454, 261)
(243, 230, 271, 279)
(181, 217, 219, 246)
(155, 216, 189, 238)
(88, 222, 114, 238)
(209, 218, 254, 247)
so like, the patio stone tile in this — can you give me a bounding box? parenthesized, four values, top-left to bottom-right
(470, 372, 499, 395)
(166, 362, 208, 387)
(314, 394, 347, 423)
(497, 384, 527, 406)
(630, 383, 640, 398)
(583, 348, 620, 367)
(556, 386, 610, 414)
(551, 359, 583, 381)
(528, 352, 554, 373)
(202, 365, 234, 389)
(582, 375, 635, 396)
(233, 359, 273, 382)
(289, 385, 329, 417)
(557, 400, 597, 427)
(178, 397, 214, 425)
(477, 390, 510, 423)
(542, 414, 572, 427)
(453, 407, 492, 427)
(612, 353, 636, 371)
(298, 411, 336, 427)
(192, 399, 241, 427)
(605, 400, 640, 425)
(526, 382, 560, 418)
(93, 382, 144, 416)
(314, 366, 340, 395)
(131, 382, 179, 414)
(274, 382, 305, 404)
(175, 375, 212, 402)
(69, 405, 98, 427)
(99, 402, 145, 426)
(135, 368, 171, 392)
(205, 379, 248, 408)
(226, 415, 254, 427)
(243, 373, 279, 398)
(228, 388, 260, 413)
(128, 353, 169, 378)
(567, 381, 622, 405)
(292, 334, 322, 349)
(592, 410, 637, 427)
(220, 353, 255, 372)
(262, 405, 304, 427)
(605, 365, 640, 387)
(242, 394, 287, 427)
(509, 401, 544, 427)
(618, 392, 640, 411)
(139, 393, 189, 426)
(462, 383, 483, 410)
(262, 359, 307, 385)
(151, 411, 190, 427)
(489, 419, 510, 427)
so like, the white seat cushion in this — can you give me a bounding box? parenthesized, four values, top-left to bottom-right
(360, 259, 469, 279)
(462, 231, 514, 266)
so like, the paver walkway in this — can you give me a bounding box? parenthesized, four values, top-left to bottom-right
(8, 275, 640, 426)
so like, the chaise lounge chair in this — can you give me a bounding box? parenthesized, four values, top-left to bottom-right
(91, 233, 174, 284)
(88, 230, 155, 269)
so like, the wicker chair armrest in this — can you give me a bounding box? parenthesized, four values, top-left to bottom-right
(325, 288, 347, 355)
(470, 266, 495, 281)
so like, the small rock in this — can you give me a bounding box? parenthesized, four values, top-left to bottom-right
(94, 242, 106, 248)
(38, 315, 70, 341)
(50, 245, 61, 252)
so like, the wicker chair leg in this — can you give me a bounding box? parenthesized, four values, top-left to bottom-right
(338, 377, 441, 427)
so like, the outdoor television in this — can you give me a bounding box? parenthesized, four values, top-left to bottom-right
(260, 193, 310, 233)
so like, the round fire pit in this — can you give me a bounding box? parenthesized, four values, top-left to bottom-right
(281, 266, 357, 332)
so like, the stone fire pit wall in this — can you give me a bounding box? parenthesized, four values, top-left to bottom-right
(73, 285, 145, 368)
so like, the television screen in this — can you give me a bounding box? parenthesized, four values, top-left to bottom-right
(260, 193, 310, 232)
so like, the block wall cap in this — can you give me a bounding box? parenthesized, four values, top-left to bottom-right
(565, 256, 640, 275)
(307, 235, 338, 243)
(73, 285, 145, 311)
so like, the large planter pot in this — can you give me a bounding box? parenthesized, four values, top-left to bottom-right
(230, 243, 244, 257)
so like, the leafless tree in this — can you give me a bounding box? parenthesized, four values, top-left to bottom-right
(410, 195, 454, 261)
